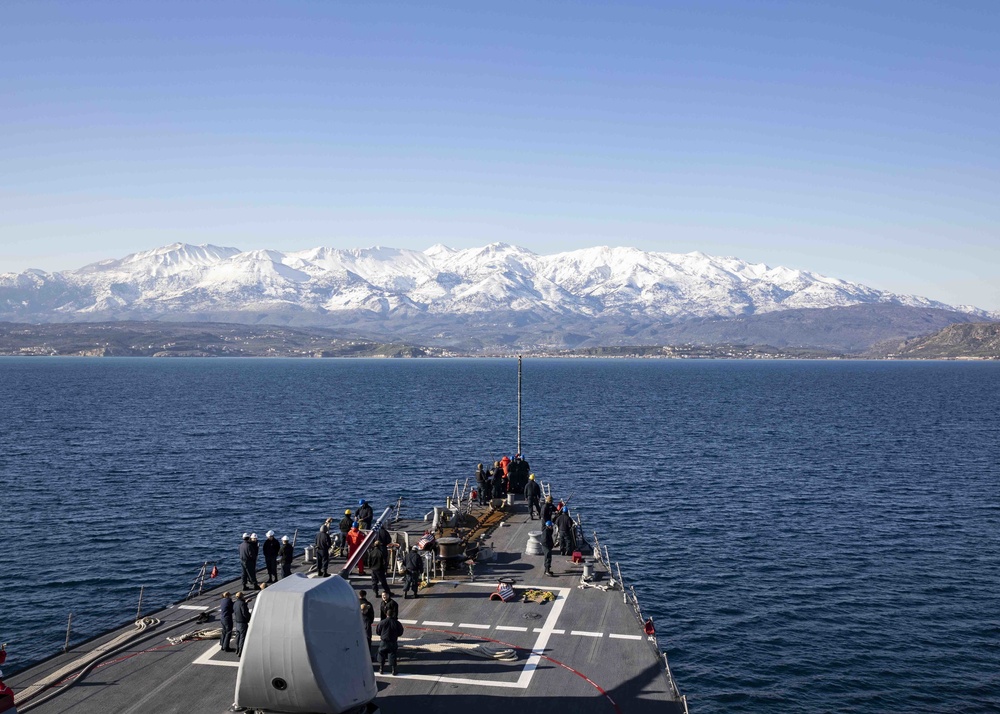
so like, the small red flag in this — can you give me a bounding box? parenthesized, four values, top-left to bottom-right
(210, 565, 218, 579)
(643, 618, 655, 635)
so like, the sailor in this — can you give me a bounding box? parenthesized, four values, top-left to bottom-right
(338, 510, 353, 557)
(555, 507, 575, 555)
(475, 463, 488, 505)
(375, 522, 393, 549)
(249, 533, 260, 580)
(233, 592, 251, 657)
(542, 520, 555, 576)
(346, 522, 366, 575)
(524, 473, 542, 519)
(490, 463, 505, 496)
(517, 453, 531, 491)
(0, 643, 14, 709)
(359, 590, 375, 652)
(356, 499, 374, 530)
(367, 540, 393, 598)
(238, 533, 258, 590)
(219, 592, 234, 652)
(510, 453, 526, 492)
(379, 591, 399, 620)
(376, 614, 404, 675)
(314, 524, 332, 577)
(280, 535, 294, 578)
(541, 494, 556, 524)
(262, 531, 280, 583)
(402, 545, 424, 599)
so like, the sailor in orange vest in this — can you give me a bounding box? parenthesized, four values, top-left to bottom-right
(1, 643, 17, 713)
(346, 522, 366, 575)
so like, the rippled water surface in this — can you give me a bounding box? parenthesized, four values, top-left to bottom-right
(2, 358, 999, 713)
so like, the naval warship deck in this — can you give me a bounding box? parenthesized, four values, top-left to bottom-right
(6, 493, 687, 714)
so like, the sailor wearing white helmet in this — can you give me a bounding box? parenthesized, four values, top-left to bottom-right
(238, 532, 258, 590)
(263, 530, 281, 583)
(280, 535, 294, 579)
(248, 533, 260, 586)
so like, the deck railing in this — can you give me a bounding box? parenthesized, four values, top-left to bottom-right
(590, 529, 686, 706)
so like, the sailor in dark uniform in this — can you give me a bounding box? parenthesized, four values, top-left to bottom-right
(314, 524, 332, 577)
(338, 510, 353, 557)
(239, 533, 258, 590)
(379, 591, 399, 620)
(262, 530, 280, 583)
(359, 590, 375, 652)
(476, 463, 488, 505)
(280, 535, 294, 578)
(356, 499, 374, 530)
(554, 508, 575, 555)
(219, 592, 234, 651)
(233, 592, 251, 657)
(368, 541, 393, 598)
(376, 615, 404, 675)
(249, 533, 260, 584)
(524, 473, 542, 519)
(541, 495, 556, 524)
(542, 521, 555, 576)
(402, 546, 424, 599)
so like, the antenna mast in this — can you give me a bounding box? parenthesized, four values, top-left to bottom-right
(517, 354, 522, 455)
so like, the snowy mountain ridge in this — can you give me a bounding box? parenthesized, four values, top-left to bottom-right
(0, 242, 987, 327)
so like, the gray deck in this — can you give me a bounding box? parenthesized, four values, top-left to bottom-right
(8, 498, 686, 714)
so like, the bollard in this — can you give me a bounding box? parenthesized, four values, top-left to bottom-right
(525, 531, 544, 556)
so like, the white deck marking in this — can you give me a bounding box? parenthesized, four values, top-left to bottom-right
(516, 584, 570, 688)
(192, 644, 239, 668)
(422, 620, 454, 627)
(609, 633, 643, 640)
(399, 619, 418, 624)
(570, 630, 603, 638)
(495, 625, 528, 632)
(458, 623, 491, 629)
(391, 583, 572, 689)
(533, 628, 565, 634)
(177, 605, 209, 611)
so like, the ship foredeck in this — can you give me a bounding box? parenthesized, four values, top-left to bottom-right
(9, 498, 686, 714)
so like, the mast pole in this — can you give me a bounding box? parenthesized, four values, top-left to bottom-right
(517, 354, 522, 455)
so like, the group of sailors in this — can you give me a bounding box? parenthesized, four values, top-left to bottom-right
(314, 499, 429, 601)
(474, 453, 531, 503)
(313, 498, 375, 577)
(238, 531, 294, 590)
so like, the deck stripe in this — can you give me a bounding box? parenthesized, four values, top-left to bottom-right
(458, 623, 491, 629)
(533, 628, 565, 634)
(422, 620, 454, 627)
(495, 625, 528, 632)
(608, 633, 642, 640)
(192, 644, 239, 667)
(516, 588, 569, 688)
(570, 630, 603, 637)
(399, 619, 418, 624)
(177, 605, 209, 611)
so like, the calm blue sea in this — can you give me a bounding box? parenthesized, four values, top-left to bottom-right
(2, 358, 999, 713)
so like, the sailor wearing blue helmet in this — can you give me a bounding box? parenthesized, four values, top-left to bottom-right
(542, 519, 555, 576)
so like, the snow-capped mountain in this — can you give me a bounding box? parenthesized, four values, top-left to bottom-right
(0, 242, 989, 349)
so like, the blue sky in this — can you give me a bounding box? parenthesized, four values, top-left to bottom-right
(2, 0, 998, 309)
